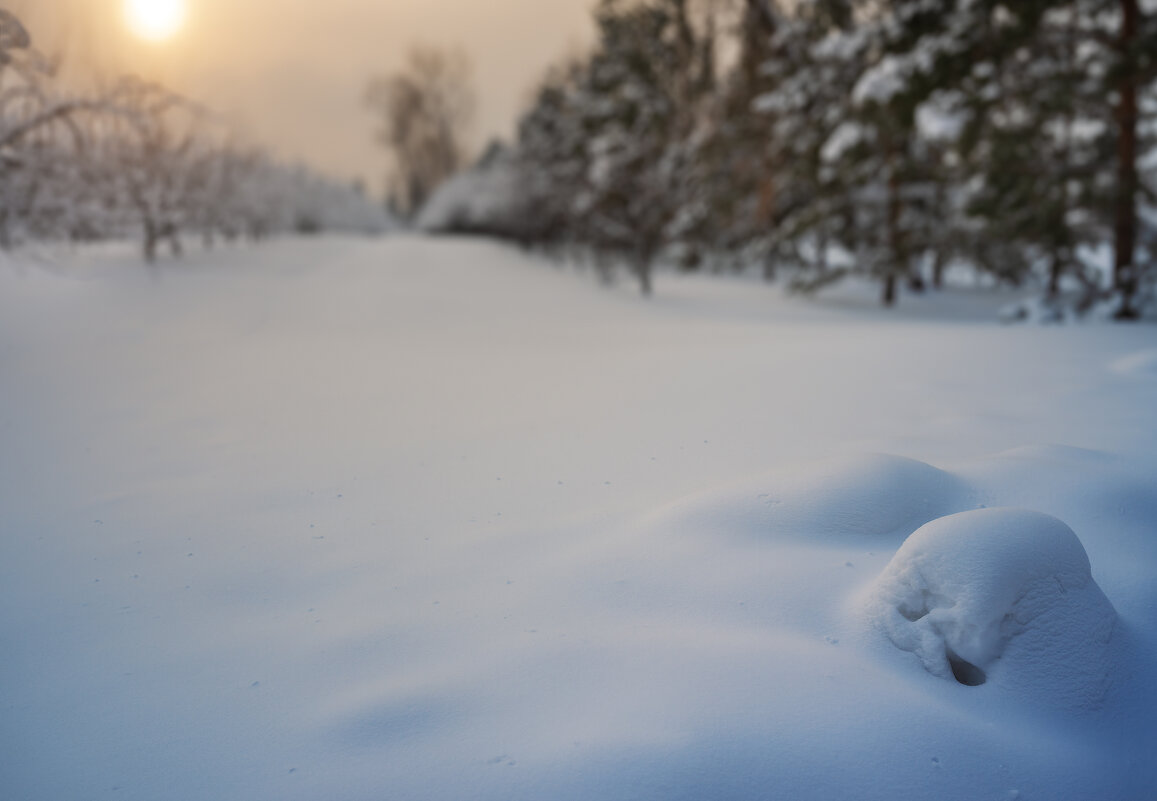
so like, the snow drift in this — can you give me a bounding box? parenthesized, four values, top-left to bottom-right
(652, 453, 968, 540)
(868, 508, 1118, 709)
(2, 237, 1154, 801)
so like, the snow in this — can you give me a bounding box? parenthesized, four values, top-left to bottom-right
(1, 235, 1155, 801)
(867, 508, 1118, 708)
(852, 55, 907, 106)
(649, 453, 968, 540)
(415, 146, 519, 233)
(1110, 348, 1157, 376)
(916, 92, 967, 142)
(820, 120, 866, 163)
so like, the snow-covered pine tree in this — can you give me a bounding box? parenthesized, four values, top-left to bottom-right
(574, 0, 706, 294)
(514, 58, 592, 256)
(751, 1, 870, 293)
(672, 0, 780, 275)
(949, 4, 1109, 304)
(513, 0, 717, 293)
(755, 0, 954, 305)
(1104, 0, 1156, 318)
(894, 0, 1154, 316)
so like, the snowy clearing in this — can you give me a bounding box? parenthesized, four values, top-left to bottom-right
(1, 235, 1155, 801)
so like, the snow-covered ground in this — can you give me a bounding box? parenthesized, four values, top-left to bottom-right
(1, 235, 1155, 801)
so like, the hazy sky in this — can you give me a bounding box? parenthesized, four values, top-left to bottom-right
(11, 0, 596, 193)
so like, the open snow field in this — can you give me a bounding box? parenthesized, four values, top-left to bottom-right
(2, 235, 1155, 801)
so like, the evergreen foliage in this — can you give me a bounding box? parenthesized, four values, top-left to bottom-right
(511, 0, 1157, 316)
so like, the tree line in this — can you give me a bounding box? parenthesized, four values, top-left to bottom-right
(0, 8, 388, 263)
(495, 0, 1156, 317)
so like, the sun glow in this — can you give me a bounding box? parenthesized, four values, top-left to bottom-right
(124, 0, 187, 43)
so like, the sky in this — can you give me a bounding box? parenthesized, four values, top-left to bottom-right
(10, 0, 596, 194)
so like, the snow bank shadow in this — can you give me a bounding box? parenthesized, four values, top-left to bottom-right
(646, 453, 972, 544)
(329, 692, 467, 748)
(960, 444, 1157, 541)
(866, 508, 1119, 710)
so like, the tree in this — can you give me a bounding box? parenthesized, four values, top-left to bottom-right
(0, 9, 95, 247)
(93, 78, 210, 262)
(1107, 0, 1156, 319)
(755, 0, 1155, 310)
(365, 45, 475, 218)
(950, 4, 1103, 302)
(872, 0, 1155, 314)
(506, 0, 1155, 314)
(0, 7, 390, 257)
(513, 57, 592, 254)
(514, 0, 718, 294)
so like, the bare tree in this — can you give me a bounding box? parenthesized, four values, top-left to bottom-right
(365, 44, 474, 218)
(91, 78, 206, 262)
(0, 8, 103, 247)
(0, 8, 391, 256)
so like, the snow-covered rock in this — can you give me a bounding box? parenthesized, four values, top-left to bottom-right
(868, 508, 1118, 709)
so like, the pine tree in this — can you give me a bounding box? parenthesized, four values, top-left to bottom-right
(513, 0, 716, 294)
(514, 58, 592, 254)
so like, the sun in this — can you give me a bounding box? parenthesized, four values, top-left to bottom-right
(124, 0, 188, 43)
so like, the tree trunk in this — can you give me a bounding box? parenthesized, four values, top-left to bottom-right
(143, 220, 158, 263)
(636, 258, 653, 296)
(932, 250, 946, 290)
(744, 0, 777, 34)
(757, 174, 776, 229)
(1113, 0, 1140, 319)
(742, 0, 778, 233)
(762, 251, 776, 282)
(882, 272, 897, 306)
(167, 224, 183, 258)
(1048, 251, 1062, 299)
(907, 270, 926, 293)
(885, 152, 906, 307)
(673, 0, 696, 112)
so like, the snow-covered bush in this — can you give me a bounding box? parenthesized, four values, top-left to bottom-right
(415, 141, 520, 235)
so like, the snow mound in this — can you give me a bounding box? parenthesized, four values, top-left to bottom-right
(958, 445, 1157, 556)
(656, 453, 967, 540)
(868, 508, 1118, 708)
